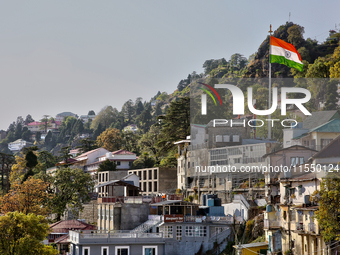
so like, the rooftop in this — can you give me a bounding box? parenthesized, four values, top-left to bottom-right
(302, 110, 339, 130)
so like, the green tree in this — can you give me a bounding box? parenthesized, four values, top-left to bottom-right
(91, 106, 119, 130)
(287, 24, 305, 48)
(121, 131, 140, 154)
(35, 132, 41, 142)
(314, 177, 340, 242)
(96, 128, 122, 152)
(24, 114, 34, 125)
(88, 110, 95, 115)
(323, 81, 339, 110)
(21, 127, 31, 142)
(37, 150, 56, 170)
(0, 153, 15, 194)
(157, 97, 190, 151)
(131, 152, 155, 169)
(76, 138, 98, 154)
(44, 131, 52, 146)
(51, 167, 94, 221)
(135, 99, 144, 116)
(136, 104, 153, 133)
(98, 159, 117, 172)
(0, 212, 58, 255)
(40, 115, 51, 133)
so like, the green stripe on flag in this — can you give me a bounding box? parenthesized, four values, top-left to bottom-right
(270, 55, 303, 72)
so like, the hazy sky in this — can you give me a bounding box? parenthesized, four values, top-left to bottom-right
(0, 0, 339, 130)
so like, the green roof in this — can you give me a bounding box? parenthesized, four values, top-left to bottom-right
(309, 119, 340, 133)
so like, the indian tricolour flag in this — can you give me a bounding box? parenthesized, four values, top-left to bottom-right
(270, 36, 303, 72)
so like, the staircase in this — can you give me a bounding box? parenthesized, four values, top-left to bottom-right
(130, 218, 163, 233)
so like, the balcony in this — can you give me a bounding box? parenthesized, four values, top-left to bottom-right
(295, 222, 304, 232)
(69, 230, 164, 245)
(308, 223, 319, 234)
(97, 196, 182, 204)
(264, 219, 281, 229)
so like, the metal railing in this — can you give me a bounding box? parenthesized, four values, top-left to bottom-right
(184, 215, 243, 224)
(69, 230, 164, 242)
(308, 223, 316, 233)
(295, 222, 304, 231)
(97, 195, 183, 204)
(264, 219, 281, 229)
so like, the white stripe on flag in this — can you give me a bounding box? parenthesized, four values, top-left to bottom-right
(270, 45, 303, 64)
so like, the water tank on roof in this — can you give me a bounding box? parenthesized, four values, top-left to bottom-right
(266, 205, 272, 212)
(106, 152, 112, 158)
(207, 198, 215, 207)
(214, 198, 221, 206)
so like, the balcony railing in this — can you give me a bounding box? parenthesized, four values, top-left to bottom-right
(97, 195, 182, 204)
(69, 230, 164, 244)
(295, 222, 304, 231)
(264, 219, 281, 229)
(308, 223, 317, 233)
(184, 215, 243, 224)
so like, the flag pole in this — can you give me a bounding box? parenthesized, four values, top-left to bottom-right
(268, 24, 273, 140)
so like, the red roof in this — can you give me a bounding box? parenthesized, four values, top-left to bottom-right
(56, 158, 78, 166)
(49, 219, 96, 233)
(112, 149, 135, 155)
(27, 121, 43, 126)
(54, 234, 69, 244)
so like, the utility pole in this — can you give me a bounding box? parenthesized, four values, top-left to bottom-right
(268, 25, 273, 140)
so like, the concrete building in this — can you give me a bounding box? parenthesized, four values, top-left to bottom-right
(283, 110, 340, 149)
(8, 139, 33, 152)
(47, 219, 96, 254)
(56, 112, 78, 122)
(79, 114, 96, 123)
(84, 149, 137, 178)
(279, 173, 326, 255)
(128, 167, 177, 196)
(180, 141, 277, 204)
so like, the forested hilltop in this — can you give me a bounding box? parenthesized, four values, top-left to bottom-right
(0, 21, 339, 161)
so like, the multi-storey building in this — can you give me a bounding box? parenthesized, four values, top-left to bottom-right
(128, 167, 177, 196)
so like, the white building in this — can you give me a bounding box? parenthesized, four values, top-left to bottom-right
(8, 139, 33, 152)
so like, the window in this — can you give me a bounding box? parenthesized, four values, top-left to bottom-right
(321, 139, 332, 149)
(148, 182, 152, 192)
(291, 157, 304, 166)
(154, 169, 157, 179)
(117, 161, 121, 166)
(143, 171, 147, 180)
(223, 135, 230, 142)
(83, 247, 90, 255)
(164, 226, 173, 238)
(101, 247, 109, 255)
(216, 135, 223, 142)
(143, 246, 158, 255)
(143, 182, 146, 192)
(185, 226, 193, 237)
(186, 225, 207, 237)
(105, 173, 108, 182)
(176, 226, 182, 241)
(154, 181, 157, 192)
(149, 170, 152, 180)
(233, 135, 240, 142)
(99, 174, 101, 182)
(116, 246, 129, 255)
